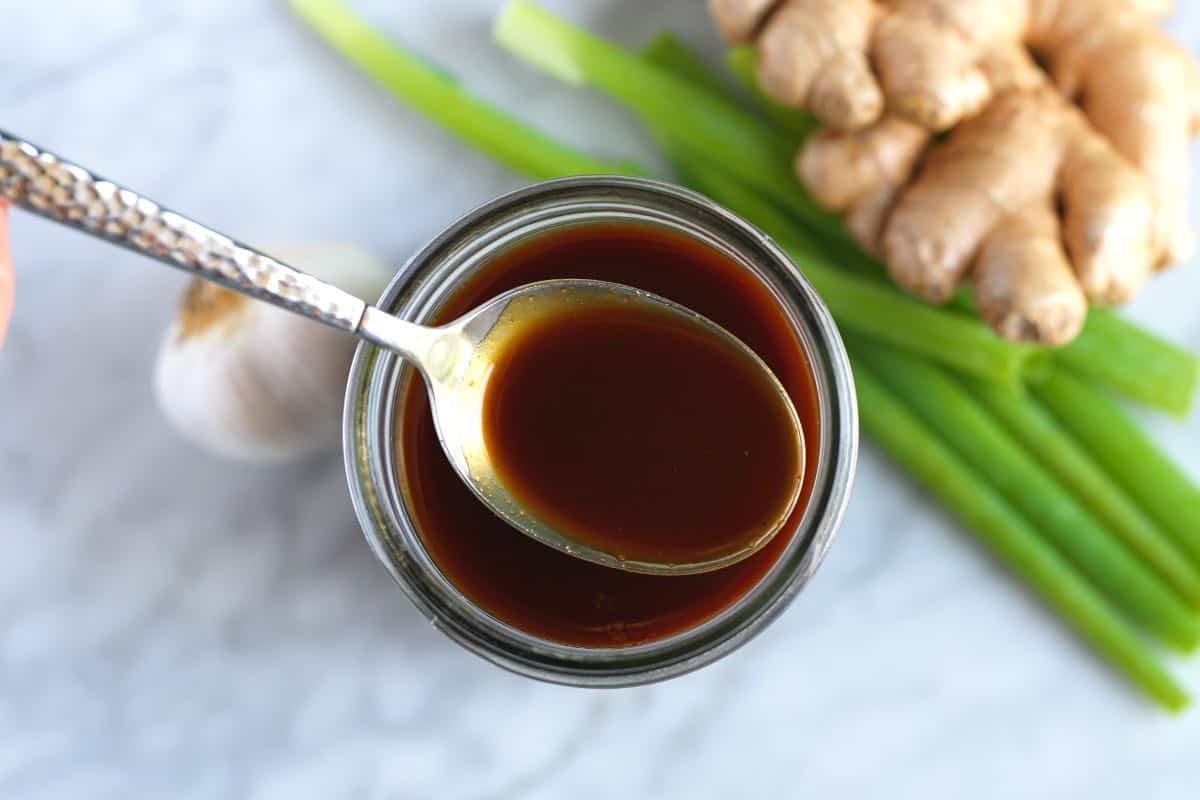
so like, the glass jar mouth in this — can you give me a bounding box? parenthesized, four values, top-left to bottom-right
(344, 175, 858, 687)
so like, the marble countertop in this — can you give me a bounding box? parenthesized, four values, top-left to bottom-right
(3, 1, 1200, 797)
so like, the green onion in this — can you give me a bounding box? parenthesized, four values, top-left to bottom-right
(855, 338, 1200, 652)
(964, 376, 1200, 608)
(640, 33, 730, 96)
(1057, 310, 1198, 418)
(1034, 367, 1200, 568)
(853, 361, 1188, 711)
(291, 0, 636, 180)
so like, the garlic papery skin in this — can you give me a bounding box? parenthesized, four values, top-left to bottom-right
(154, 242, 393, 463)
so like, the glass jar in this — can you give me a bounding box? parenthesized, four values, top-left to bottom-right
(343, 176, 857, 686)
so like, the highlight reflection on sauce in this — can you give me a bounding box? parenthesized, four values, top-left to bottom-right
(398, 222, 821, 647)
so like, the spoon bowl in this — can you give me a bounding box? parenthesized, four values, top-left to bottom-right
(359, 278, 806, 575)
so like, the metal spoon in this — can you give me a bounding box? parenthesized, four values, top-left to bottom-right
(0, 130, 804, 575)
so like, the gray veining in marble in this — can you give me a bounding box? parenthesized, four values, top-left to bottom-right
(2, 1, 1199, 797)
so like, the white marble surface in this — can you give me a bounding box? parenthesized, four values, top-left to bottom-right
(2, 1, 1200, 797)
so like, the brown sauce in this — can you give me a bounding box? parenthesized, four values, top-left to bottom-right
(398, 222, 821, 647)
(482, 301, 804, 567)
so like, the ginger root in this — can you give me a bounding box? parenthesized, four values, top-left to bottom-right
(799, 117, 928, 252)
(710, 0, 1199, 344)
(973, 201, 1089, 345)
(1032, 1, 1200, 264)
(888, 87, 1153, 344)
(803, 83, 1155, 345)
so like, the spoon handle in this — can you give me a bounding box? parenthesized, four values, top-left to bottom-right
(0, 129, 368, 333)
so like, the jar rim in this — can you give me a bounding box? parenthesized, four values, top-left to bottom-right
(343, 175, 858, 687)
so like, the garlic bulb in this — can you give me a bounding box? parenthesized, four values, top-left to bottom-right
(154, 242, 393, 463)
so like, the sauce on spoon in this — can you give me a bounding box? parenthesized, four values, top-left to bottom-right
(482, 298, 804, 569)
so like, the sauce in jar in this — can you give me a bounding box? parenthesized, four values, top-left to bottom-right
(398, 222, 821, 646)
